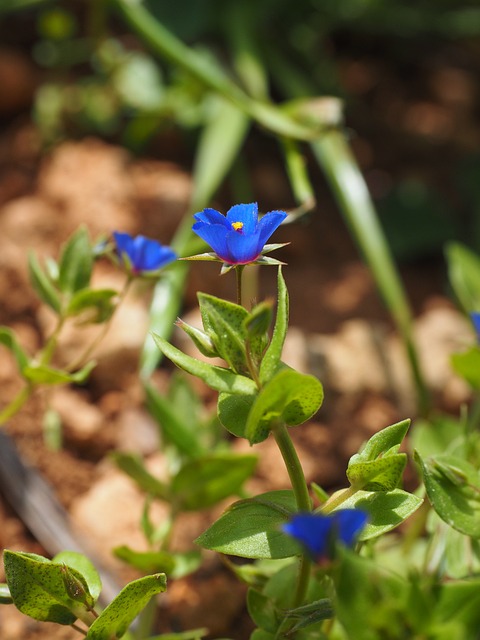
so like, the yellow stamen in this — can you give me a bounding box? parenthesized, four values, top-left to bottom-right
(231, 221, 244, 231)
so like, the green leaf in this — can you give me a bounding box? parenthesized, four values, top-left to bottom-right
(22, 361, 95, 385)
(198, 292, 249, 374)
(347, 454, 407, 491)
(259, 267, 289, 384)
(111, 452, 171, 501)
(445, 241, 480, 313)
(196, 490, 301, 559)
(217, 391, 256, 438)
(0, 327, 30, 373)
(28, 252, 61, 313)
(171, 452, 257, 511)
(451, 346, 480, 388)
(350, 419, 410, 464)
(145, 382, 204, 458)
(152, 334, 257, 395)
(247, 588, 281, 633)
(52, 551, 102, 604)
(86, 574, 167, 639)
(58, 227, 93, 295)
(113, 546, 201, 579)
(415, 452, 480, 537)
(4, 550, 94, 626)
(66, 288, 118, 323)
(338, 489, 423, 540)
(435, 578, 480, 628)
(245, 369, 323, 444)
(175, 319, 219, 358)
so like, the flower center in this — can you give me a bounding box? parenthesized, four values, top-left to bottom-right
(231, 221, 244, 232)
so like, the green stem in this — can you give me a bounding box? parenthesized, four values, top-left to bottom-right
(321, 486, 358, 514)
(0, 385, 32, 425)
(273, 422, 312, 609)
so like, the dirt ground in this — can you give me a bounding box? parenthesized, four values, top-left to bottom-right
(0, 35, 479, 639)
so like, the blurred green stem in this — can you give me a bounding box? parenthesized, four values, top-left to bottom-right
(311, 130, 430, 415)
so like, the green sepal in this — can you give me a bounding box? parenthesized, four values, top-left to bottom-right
(52, 551, 102, 604)
(28, 252, 62, 313)
(175, 318, 219, 358)
(259, 267, 289, 384)
(22, 361, 95, 385)
(198, 292, 249, 374)
(171, 452, 257, 511)
(66, 288, 118, 323)
(4, 550, 95, 626)
(152, 334, 257, 395)
(85, 574, 167, 639)
(113, 546, 201, 579)
(196, 490, 301, 559)
(337, 488, 423, 540)
(0, 327, 30, 373)
(111, 451, 171, 501)
(246, 368, 324, 444)
(414, 451, 480, 537)
(58, 227, 93, 295)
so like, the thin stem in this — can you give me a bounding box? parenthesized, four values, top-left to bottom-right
(273, 422, 312, 610)
(39, 316, 66, 366)
(321, 486, 358, 514)
(70, 622, 88, 636)
(66, 276, 132, 372)
(0, 385, 32, 424)
(235, 265, 245, 307)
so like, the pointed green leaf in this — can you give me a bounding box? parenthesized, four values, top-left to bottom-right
(175, 319, 219, 358)
(86, 574, 166, 639)
(66, 288, 118, 323)
(415, 452, 480, 537)
(111, 451, 170, 501)
(347, 454, 407, 491)
(445, 241, 480, 313)
(22, 361, 95, 385)
(28, 252, 61, 313)
(113, 546, 175, 574)
(196, 490, 300, 559)
(259, 267, 289, 384)
(451, 346, 480, 388)
(152, 334, 257, 395)
(350, 419, 410, 464)
(246, 368, 323, 444)
(171, 452, 257, 511)
(0, 327, 30, 373)
(4, 551, 94, 625)
(338, 488, 423, 540)
(198, 292, 249, 374)
(145, 382, 204, 458)
(58, 227, 93, 295)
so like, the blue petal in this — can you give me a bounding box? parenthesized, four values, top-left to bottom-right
(226, 229, 261, 264)
(282, 510, 368, 561)
(471, 312, 480, 338)
(192, 222, 230, 261)
(133, 236, 176, 271)
(226, 203, 258, 234)
(113, 231, 135, 261)
(257, 210, 287, 248)
(194, 208, 230, 228)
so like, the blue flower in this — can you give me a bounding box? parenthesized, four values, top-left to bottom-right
(471, 312, 480, 340)
(113, 231, 177, 275)
(282, 510, 368, 562)
(192, 202, 287, 265)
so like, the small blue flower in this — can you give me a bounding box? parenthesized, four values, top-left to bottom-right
(282, 510, 368, 562)
(471, 312, 480, 340)
(113, 231, 177, 275)
(192, 202, 287, 265)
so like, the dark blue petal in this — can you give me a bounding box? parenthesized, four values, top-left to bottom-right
(257, 211, 287, 248)
(226, 229, 261, 264)
(226, 203, 258, 235)
(194, 208, 230, 228)
(471, 312, 480, 339)
(282, 510, 368, 561)
(133, 236, 176, 271)
(192, 222, 230, 262)
(113, 231, 135, 262)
